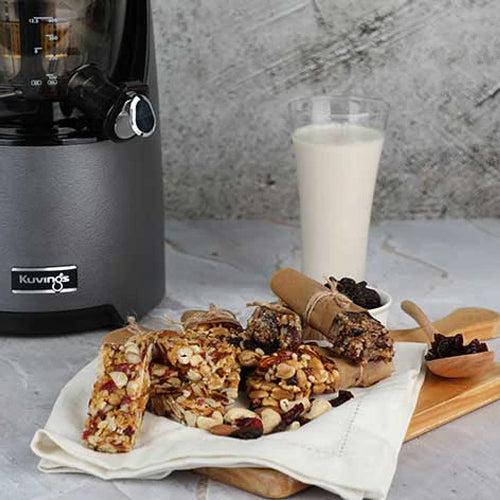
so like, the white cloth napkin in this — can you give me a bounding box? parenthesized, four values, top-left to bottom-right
(31, 343, 425, 500)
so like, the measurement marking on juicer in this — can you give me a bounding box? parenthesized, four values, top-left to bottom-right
(46, 73, 58, 86)
(29, 16, 58, 24)
(33, 46, 42, 54)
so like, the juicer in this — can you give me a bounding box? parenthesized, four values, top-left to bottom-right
(0, 0, 165, 334)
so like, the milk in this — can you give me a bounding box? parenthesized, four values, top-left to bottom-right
(292, 122, 384, 281)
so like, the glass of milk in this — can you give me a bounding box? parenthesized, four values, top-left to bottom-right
(289, 96, 388, 282)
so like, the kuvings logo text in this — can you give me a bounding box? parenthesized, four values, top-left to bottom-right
(11, 266, 78, 294)
(18, 272, 70, 292)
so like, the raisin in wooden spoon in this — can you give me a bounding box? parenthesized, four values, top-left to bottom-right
(401, 300, 494, 378)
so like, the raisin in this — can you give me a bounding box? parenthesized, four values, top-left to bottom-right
(329, 390, 354, 407)
(231, 417, 264, 439)
(425, 332, 488, 360)
(228, 337, 241, 347)
(324, 277, 382, 309)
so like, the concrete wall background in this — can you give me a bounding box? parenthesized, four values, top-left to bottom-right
(152, 0, 500, 220)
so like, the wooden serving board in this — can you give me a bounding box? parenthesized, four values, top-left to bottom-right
(197, 307, 500, 498)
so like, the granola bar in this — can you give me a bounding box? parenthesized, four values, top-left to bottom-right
(270, 268, 394, 364)
(327, 311, 394, 364)
(82, 332, 153, 453)
(245, 344, 339, 411)
(244, 302, 302, 354)
(148, 389, 225, 429)
(181, 305, 244, 348)
(148, 330, 241, 428)
(149, 362, 181, 395)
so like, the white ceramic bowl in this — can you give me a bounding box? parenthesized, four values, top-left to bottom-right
(367, 287, 392, 326)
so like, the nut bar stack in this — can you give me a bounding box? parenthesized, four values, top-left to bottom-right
(82, 328, 154, 453)
(148, 329, 241, 430)
(246, 344, 340, 411)
(270, 268, 394, 366)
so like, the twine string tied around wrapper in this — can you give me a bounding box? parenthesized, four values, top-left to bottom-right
(304, 277, 352, 326)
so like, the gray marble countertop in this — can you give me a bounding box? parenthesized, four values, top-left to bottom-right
(2, 219, 499, 500)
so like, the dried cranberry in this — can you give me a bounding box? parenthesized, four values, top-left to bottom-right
(113, 363, 130, 373)
(100, 380, 115, 392)
(82, 429, 92, 440)
(274, 403, 305, 433)
(329, 390, 354, 407)
(231, 417, 263, 439)
(123, 426, 134, 437)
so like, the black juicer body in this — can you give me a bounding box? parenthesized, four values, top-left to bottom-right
(0, 0, 165, 334)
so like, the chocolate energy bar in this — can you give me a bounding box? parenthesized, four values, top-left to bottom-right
(244, 302, 303, 354)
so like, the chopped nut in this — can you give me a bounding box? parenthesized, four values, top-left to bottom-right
(304, 398, 332, 420)
(296, 369, 308, 388)
(197, 415, 219, 430)
(209, 374, 224, 390)
(187, 369, 202, 382)
(279, 399, 294, 413)
(166, 377, 181, 387)
(125, 351, 142, 364)
(288, 421, 300, 431)
(224, 407, 258, 424)
(238, 350, 261, 367)
(209, 424, 234, 436)
(276, 362, 296, 380)
(126, 379, 140, 397)
(249, 390, 269, 399)
(108, 393, 122, 406)
(312, 383, 326, 395)
(124, 342, 140, 355)
(177, 346, 193, 365)
(109, 371, 128, 388)
(271, 387, 294, 400)
(190, 354, 203, 366)
(212, 410, 224, 425)
(262, 397, 279, 407)
(151, 364, 167, 377)
(261, 408, 282, 434)
(184, 411, 197, 427)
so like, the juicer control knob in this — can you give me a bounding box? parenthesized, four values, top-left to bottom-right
(114, 93, 156, 140)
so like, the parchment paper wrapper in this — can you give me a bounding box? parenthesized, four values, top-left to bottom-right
(310, 345, 394, 388)
(270, 268, 364, 338)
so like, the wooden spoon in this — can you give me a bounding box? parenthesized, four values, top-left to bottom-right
(401, 300, 495, 378)
(390, 306, 500, 343)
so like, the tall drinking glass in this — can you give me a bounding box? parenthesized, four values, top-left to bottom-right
(289, 96, 389, 282)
